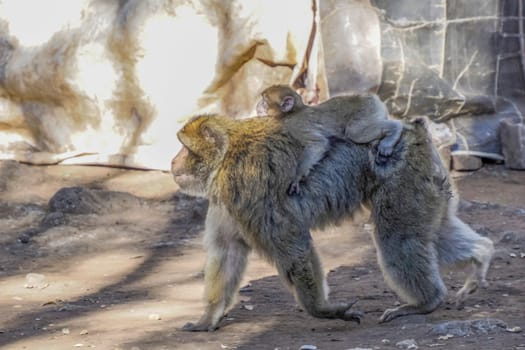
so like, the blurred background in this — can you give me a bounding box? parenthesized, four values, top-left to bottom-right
(0, 0, 523, 170)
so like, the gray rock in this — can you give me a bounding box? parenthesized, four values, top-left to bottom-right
(452, 109, 520, 158)
(41, 211, 67, 227)
(500, 231, 518, 243)
(452, 154, 483, 171)
(428, 318, 507, 337)
(48, 187, 142, 215)
(49, 187, 104, 214)
(500, 120, 525, 169)
(18, 228, 41, 244)
(395, 339, 418, 349)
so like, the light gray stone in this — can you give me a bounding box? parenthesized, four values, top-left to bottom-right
(299, 345, 317, 350)
(395, 339, 418, 349)
(500, 119, 525, 169)
(24, 273, 49, 289)
(452, 154, 483, 171)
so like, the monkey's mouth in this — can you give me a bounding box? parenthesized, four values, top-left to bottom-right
(172, 173, 191, 184)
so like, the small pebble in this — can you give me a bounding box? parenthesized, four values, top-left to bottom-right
(243, 304, 254, 311)
(24, 273, 49, 289)
(80, 329, 89, 335)
(437, 334, 454, 340)
(506, 326, 522, 333)
(148, 314, 161, 320)
(61, 328, 70, 335)
(396, 339, 418, 349)
(300, 345, 317, 350)
(510, 253, 517, 258)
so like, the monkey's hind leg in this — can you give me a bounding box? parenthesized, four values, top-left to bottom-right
(375, 234, 447, 323)
(182, 234, 251, 331)
(376, 120, 403, 158)
(436, 215, 494, 308)
(275, 234, 363, 323)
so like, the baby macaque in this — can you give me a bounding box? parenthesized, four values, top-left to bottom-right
(257, 85, 403, 194)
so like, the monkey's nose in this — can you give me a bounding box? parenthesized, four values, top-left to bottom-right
(171, 147, 189, 174)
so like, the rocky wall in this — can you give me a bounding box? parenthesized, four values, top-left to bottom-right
(376, 0, 524, 166)
(321, 0, 525, 168)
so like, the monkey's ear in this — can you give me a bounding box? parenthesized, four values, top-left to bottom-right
(201, 124, 226, 150)
(280, 95, 295, 113)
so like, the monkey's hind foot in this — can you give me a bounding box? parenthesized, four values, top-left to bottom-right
(342, 309, 364, 324)
(379, 302, 439, 323)
(181, 321, 218, 332)
(454, 280, 480, 309)
(334, 299, 363, 324)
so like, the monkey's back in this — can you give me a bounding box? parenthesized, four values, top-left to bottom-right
(367, 121, 448, 241)
(211, 115, 446, 254)
(212, 117, 370, 251)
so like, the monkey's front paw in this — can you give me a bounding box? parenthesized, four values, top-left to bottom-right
(181, 321, 217, 332)
(378, 144, 394, 158)
(374, 145, 393, 165)
(287, 181, 301, 195)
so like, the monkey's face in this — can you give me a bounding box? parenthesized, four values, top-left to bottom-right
(171, 147, 207, 197)
(257, 85, 301, 118)
(256, 92, 288, 118)
(171, 115, 227, 197)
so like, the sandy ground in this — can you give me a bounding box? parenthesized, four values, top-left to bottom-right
(0, 160, 524, 350)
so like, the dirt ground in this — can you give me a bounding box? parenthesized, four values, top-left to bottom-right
(0, 160, 524, 350)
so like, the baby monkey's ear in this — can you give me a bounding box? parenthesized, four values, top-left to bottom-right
(280, 95, 295, 113)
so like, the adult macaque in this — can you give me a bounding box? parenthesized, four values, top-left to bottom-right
(171, 114, 493, 330)
(256, 85, 403, 194)
(172, 115, 363, 331)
